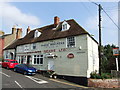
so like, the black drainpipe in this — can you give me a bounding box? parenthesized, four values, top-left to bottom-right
(14, 47, 16, 60)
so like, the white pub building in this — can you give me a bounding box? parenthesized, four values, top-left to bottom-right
(4, 16, 99, 86)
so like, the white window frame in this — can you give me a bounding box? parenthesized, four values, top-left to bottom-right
(5, 51, 9, 59)
(33, 55, 44, 65)
(18, 46, 22, 52)
(31, 43, 36, 50)
(34, 30, 41, 38)
(17, 56, 21, 63)
(62, 21, 70, 31)
(66, 36, 76, 48)
(24, 45, 29, 52)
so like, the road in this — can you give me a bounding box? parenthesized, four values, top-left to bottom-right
(1, 68, 94, 90)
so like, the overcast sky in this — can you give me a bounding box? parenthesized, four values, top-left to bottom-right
(0, 0, 119, 46)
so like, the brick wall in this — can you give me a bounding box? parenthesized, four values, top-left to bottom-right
(88, 79, 120, 88)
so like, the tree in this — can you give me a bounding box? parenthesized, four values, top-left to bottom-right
(101, 44, 119, 73)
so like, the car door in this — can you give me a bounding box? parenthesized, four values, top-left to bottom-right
(2, 60, 6, 67)
(17, 64, 22, 72)
(18, 64, 25, 73)
(6, 60, 10, 67)
(4, 60, 8, 67)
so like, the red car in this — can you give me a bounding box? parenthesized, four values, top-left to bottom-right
(2, 59, 19, 69)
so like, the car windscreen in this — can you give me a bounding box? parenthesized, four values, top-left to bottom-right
(24, 64, 33, 68)
(10, 61, 18, 63)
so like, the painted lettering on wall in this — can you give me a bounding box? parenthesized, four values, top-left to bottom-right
(17, 48, 67, 54)
(41, 41, 65, 48)
(44, 49, 56, 53)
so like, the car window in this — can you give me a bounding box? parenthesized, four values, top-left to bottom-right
(3, 60, 6, 62)
(18, 64, 23, 67)
(4, 60, 8, 62)
(10, 61, 18, 63)
(24, 64, 33, 68)
(19, 64, 25, 68)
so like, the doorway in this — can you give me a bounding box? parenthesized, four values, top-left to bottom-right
(27, 56, 31, 64)
(48, 60, 54, 71)
(10, 52, 14, 59)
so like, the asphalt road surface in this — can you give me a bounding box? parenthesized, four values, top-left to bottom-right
(1, 68, 94, 90)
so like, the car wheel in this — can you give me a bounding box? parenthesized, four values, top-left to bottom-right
(53, 75, 57, 79)
(6, 66, 9, 70)
(14, 68, 17, 72)
(23, 71, 27, 75)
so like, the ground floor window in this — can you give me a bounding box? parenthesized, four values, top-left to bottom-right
(17, 56, 26, 64)
(5, 51, 9, 59)
(18, 56, 20, 63)
(33, 55, 43, 65)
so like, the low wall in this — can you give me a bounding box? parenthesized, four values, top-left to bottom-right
(88, 79, 120, 88)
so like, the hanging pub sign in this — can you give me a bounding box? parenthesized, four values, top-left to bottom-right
(113, 47, 119, 56)
(67, 53, 74, 58)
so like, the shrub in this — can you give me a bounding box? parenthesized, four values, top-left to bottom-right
(90, 71, 112, 79)
(101, 73, 112, 79)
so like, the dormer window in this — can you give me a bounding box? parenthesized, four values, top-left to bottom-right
(62, 21, 70, 31)
(63, 24, 67, 30)
(34, 30, 41, 38)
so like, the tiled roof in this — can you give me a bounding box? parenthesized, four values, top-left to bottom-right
(4, 39, 22, 50)
(4, 19, 97, 50)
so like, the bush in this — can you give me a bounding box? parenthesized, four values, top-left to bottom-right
(90, 71, 101, 79)
(90, 71, 112, 79)
(101, 73, 112, 79)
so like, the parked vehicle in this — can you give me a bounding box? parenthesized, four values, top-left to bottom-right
(14, 64, 37, 75)
(2, 59, 18, 69)
(0, 61, 2, 67)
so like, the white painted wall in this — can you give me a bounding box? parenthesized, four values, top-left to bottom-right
(15, 34, 99, 78)
(87, 35, 99, 78)
(4, 49, 15, 59)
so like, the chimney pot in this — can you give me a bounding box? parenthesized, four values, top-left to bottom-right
(16, 28, 22, 39)
(12, 25, 16, 34)
(54, 16, 60, 27)
(26, 26, 30, 34)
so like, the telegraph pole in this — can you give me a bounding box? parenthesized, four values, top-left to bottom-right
(98, 4, 102, 75)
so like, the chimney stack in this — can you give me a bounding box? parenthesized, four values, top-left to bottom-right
(54, 16, 60, 27)
(12, 25, 16, 34)
(26, 26, 30, 34)
(16, 28, 22, 39)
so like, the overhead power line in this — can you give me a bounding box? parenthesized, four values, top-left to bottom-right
(101, 8, 120, 30)
(89, 1, 120, 31)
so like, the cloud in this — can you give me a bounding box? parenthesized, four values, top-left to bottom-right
(0, 2, 40, 34)
(84, 8, 118, 46)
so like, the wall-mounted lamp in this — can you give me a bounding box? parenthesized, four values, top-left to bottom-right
(79, 46, 82, 50)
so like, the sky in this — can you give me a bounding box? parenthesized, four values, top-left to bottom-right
(0, 1, 119, 46)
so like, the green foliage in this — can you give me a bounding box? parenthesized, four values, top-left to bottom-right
(90, 72, 101, 79)
(101, 44, 119, 73)
(90, 71, 112, 79)
(101, 73, 112, 79)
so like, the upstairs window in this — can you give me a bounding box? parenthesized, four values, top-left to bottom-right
(34, 30, 41, 38)
(18, 46, 22, 52)
(32, 43, 36, 49)
(67, 36, 76, 48)
(62, 21, 70, 31)
(24, 45, 29, 52)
